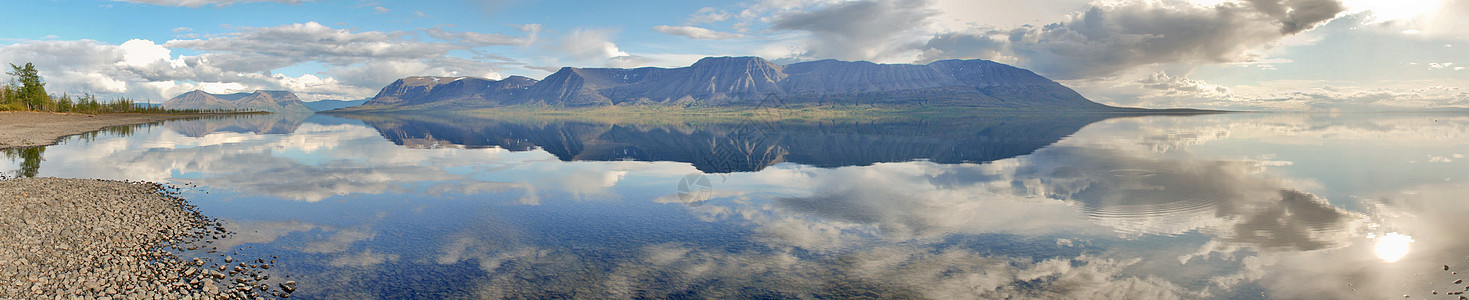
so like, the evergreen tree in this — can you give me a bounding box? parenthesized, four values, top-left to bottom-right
(7, 63, 47, 111)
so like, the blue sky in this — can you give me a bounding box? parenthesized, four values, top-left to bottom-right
(0, 0, 1465, 111)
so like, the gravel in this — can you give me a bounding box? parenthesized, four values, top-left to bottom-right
(0, 177, 290, 299)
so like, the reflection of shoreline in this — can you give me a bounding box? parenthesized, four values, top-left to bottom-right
(337, 113, 1124, 173)
(0, 111, 195, 149)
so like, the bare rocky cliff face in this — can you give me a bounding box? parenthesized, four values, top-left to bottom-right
(357, 57, 1115, 110)
(162, 90, 313, 113)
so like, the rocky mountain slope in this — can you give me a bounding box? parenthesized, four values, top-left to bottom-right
(162, 90, 313, 113)
(352, 57, 1115, 111)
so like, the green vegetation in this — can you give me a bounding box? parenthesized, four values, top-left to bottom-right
(1, 62, 240, 114)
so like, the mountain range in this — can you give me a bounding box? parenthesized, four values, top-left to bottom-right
(162, 90, 313, 113)
(345, 56, 1116, 111)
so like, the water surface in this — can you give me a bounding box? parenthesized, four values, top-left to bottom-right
(6, 112, 1469, 299)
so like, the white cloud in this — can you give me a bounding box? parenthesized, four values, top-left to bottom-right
(373, 6, 389, 14)
(1136, 72, 1235, 100)
(652, 25, 748, 40)
(687, 7, 732, 24)
(556, 28, 631, 63)
(424, 24, 540, 47)
(118, 39, 184, 68)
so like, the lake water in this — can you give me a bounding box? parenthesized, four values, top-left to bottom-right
(5, 112, 1469, 299)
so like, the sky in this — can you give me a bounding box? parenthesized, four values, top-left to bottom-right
(0, 0, 1465, 111)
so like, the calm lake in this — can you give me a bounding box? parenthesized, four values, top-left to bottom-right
(6, 112, 1469, 299)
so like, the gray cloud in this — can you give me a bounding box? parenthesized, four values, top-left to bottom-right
(771, 0, 937, 61)
(922, 0, 1346, 79)
(158, 22, 507, 96)
(165, 22, 459, 72)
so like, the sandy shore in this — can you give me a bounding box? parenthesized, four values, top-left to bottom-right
(0, 177, 289, 299)
(0, 111, 200, 149)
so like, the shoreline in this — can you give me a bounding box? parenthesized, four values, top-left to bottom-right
(0, 111, 207, 150)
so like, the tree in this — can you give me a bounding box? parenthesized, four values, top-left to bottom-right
(7, 63, 47, 111)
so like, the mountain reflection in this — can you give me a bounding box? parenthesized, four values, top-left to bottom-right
(164, 113, 314, 137)
(335, 112, 1120, 172)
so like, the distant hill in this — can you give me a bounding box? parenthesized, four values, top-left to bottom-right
(346, 57, 1116, 111)
(303, 99, 367, 111)
(162, 90, 312, 113)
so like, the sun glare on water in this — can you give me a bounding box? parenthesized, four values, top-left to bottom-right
(1375, 232, 1414, 263)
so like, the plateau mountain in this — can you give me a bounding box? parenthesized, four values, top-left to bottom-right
(348, 57, 1116, 111)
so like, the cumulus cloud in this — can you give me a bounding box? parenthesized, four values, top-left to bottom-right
(556, 28, 631, 63)
(922, 0, 1346, 79)
(114, 0, 314, 7)
(770, 0, 937, 61)
(0, 22, 517, 101)
(653, 25, 748, 40)
(1136, 72, 1235, 100)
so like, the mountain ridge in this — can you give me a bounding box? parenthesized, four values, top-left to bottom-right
(162, 90, 313, 113)
(346, 57, 1117, 111)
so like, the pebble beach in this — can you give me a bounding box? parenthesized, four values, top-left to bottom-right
(0, 177, 290, 299)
